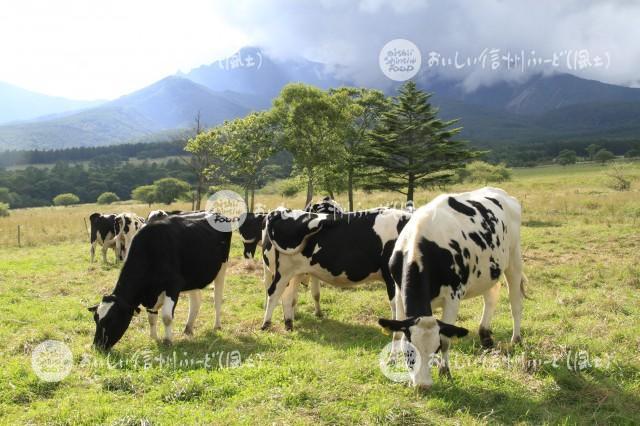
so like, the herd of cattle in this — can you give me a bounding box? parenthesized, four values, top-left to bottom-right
(88, 188, 527, 389)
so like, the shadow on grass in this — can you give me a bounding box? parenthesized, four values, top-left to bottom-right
(293, 313, 389, 351)
(522, 219, 563, 228)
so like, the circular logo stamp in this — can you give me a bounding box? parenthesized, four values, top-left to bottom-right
(379, 39, 422, 81)
(205, 190, 248, 232)
(31, 340, 73, 382)
(378, 340, 422, 382)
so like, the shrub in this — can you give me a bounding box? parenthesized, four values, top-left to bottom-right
(52, 193, 80, 206)
(96, 192, 120, 205)
(0, 202, 9, 217)
(153, 178, 191, 205)
(594, 149, 615, 164)
(556, 149, 577, 166)
(462, 161, 512, 184)
(131, 185, 157, 206)
(605, 165, 632, 191)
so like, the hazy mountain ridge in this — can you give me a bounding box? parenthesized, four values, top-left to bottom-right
(2, 47, 640, 151)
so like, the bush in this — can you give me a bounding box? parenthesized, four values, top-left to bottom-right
(605, 166, 632, 191)
(96, 192, 120, 205)
(0, 202, 9, 217)
(52, 193, 80, 206)
(625, 148, 640, 159)
(153, 177, 191, 205)
(131, 185, 157, 206)
(461, 161, 512, 184)
(555, 149, 577, 166)
(594, 149, 615, 164)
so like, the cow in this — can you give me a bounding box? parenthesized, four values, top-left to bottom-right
(88, 214, 232, 351)
(114, 213, 146, 261)
(89, 213, 121, 263)
(238, 213, 267, 259)
(260, 207, 412, 331)
(405, 200, 415, 213)
(378, 187, 527, 389)
(146, 210, 205, 223)
(304, 196, 344, 216)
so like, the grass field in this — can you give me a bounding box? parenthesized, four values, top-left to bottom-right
(1, 163, 639, 425)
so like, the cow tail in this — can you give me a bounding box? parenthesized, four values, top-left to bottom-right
(521, 272, 531, 300)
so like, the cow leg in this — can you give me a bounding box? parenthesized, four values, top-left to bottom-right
(161, 295, 177, 345)
(213, 262, 227, 330)
(261, 270, 295, 330)
(281, 278, 299, 331)
(382, 268, 400, 346)
(479, 282, 501, 348)
(439, 299, 461, 379)
(505, 247, 525, 344)
(148, 311, 159, 340)
(310, 276, 322, 317)
(101, 245, 108, 263)
(391, 284, 405, 354)
(184, 290, 202, 336)
(90, 242, 96, 263)
(114, 238, 121, 263)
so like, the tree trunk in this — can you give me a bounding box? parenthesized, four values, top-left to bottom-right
(250, 188, 255, 213)
(407, 173, 415, 202)
(347, 167, 354, 211)
(194, 179, 203, 211)
(306, 175, 314, 207)
(244, 188, 249, 208)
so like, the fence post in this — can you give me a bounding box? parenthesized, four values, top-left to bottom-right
(17, 225, 21, 247)
(83, 217, 90, 241)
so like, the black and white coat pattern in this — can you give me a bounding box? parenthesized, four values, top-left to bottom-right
(114, 213, 146, 261)
(88, 214, 231, 350)
(261, 207, 411, 330)
(89, 213, 120, 263)
(379, 187, 526, 388)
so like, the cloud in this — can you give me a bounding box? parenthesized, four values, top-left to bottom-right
(215, 0, 640, 90)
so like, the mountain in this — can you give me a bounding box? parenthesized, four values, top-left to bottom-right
(3, 46, 640, 151)
(181, 46, 344, 108)
(0, 77, 249, 150)
(0, 81, 103, 125)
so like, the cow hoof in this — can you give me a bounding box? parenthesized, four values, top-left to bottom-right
(479, 327, 494, 348)
(213, 324, 222, 331)
(184, 327, 194, 336)
(415, 384, 432, 392)
(439, 366, 452, 380)
(260, 321, 272, 331)
(162, 338, 173, 346)
(284, 319, 294, 331)
(314, 310, 324, 318)
(511, 335, 522, 345)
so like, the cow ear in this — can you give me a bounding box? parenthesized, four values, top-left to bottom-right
(133, 307, 141, 316)
(88, 304, 99, 313)
(378, 317, 417, 332)
(437, 320, 469, 338)
(267, 210, 324, 254)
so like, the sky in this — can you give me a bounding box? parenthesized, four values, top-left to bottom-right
(0, 0, 638, 100)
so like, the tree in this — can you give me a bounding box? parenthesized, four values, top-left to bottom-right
(624, 148, 640, 159)
(0, 187, 11, 204)
(0, 203, 9, 217)
(586, 144, 601, 161)
(556, 149, 577, 166)
(272, 83, 351, 205)
(367, 81, 478, 201)
(182, 111, 210, 210)
(153, 177, 191, 204)
(96, 192, 120, 205)
(219, 111, 279, 212)
(594, 149, 615, 164)
(330, 87, 389, 210)
(131, 185, 157, 206)
(53, 193, 80, 206)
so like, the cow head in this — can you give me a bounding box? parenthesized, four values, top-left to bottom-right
(378, 316, 468, 389)
(238, 213, 266, 259)
(88, 294, 140, 351)
(266, 208, 325, 254)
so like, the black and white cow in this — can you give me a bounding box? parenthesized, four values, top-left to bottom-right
(88, 214, 231, 350)
(89, 213, 121, 263)
(304, 196, 344, 216)
(261, 207, 412, 331)
(238, 213, 267, 259)
(114, 213, 145, 261)
(378, 187, 526, 389)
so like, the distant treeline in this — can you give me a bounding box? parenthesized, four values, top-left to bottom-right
(0, 140, 187, 168)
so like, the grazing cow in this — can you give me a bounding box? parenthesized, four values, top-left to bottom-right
(88, 214, 231, 350)
(378, 187, 526, 389)
(405, 200, 415, 213)
(89, 213, 121, 263)
(238, 213, 267, 259)
(114, 213, 146, 261)
(261, 207, 412, 331)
